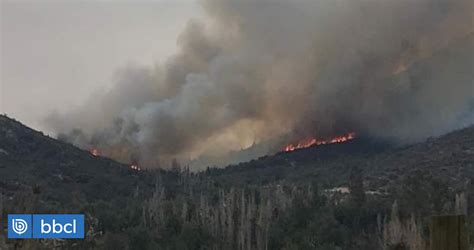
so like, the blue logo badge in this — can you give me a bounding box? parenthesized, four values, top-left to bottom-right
(8, 214, 84, 239)
(33, 214, 84, 238)
(8, 214, 32, 238)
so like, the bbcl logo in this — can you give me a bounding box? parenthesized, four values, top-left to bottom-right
(12, 218, 29, 235)
(8, 215, 31, 238)
(8, 214, 84, 239)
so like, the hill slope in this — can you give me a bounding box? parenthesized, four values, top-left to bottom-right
(205, 125, 474, 191)
(1, 113, 473, 202)
(0, 115, 146, 210)
(0, 115, 473, 249)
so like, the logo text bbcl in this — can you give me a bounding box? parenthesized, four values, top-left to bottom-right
(8, 214, 84, 239)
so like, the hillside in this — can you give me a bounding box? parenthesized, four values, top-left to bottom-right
(205, 125, 474, 191)
(1, 113, 473, 204)
(0, 115, 148, 211)
(1, 114, 473, 249)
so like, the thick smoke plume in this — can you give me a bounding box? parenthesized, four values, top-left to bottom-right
(48, 0, 474, 169)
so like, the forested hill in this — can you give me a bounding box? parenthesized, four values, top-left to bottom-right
(204, 124, 474, 191)
(1, 114, 474, 249)
(0, 115, 149, 208)
(1, 113, 473, 204)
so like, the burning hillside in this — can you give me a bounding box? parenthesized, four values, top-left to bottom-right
(283, 133, 356, 152)
(48, 0, 474, 169)
(3, 0, 474, 249)
(90, 148, 100, 157)
(89, 147, 142, 171)
(0, 115, 144, 205)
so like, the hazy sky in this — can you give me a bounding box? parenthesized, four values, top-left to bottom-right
(0, 0, 202, 132)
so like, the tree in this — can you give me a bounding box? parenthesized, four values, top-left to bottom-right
(349, 166, 366, 208)
(172, 158, 181, 172)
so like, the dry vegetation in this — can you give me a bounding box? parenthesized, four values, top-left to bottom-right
(1, 115, 474, 249)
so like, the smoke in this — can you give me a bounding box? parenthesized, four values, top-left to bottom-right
(47, 0, 474, 168)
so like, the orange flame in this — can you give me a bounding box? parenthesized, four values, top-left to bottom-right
(283, 132, 356, 152)
(130, 164, 141, 171)
(90, 148, 99, 156)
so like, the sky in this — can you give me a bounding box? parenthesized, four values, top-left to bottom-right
(0, 0, 202, 133)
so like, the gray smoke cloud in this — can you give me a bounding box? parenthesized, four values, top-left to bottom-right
(47, 0, 474, 168)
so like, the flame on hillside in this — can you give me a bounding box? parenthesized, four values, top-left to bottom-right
(90, 147, 141, 171)
(130, 164, 141, 171)
(90, 148, 99, 156)
(283, 132, 356, 152)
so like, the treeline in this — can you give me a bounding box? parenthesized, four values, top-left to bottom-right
(1, 167, 473, 250)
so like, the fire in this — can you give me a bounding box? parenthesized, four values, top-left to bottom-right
(283, 132, 356, 152)
(90, 148, 99, 156)
(90, 147, 141, 171)
(130, 164, 141, 171)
